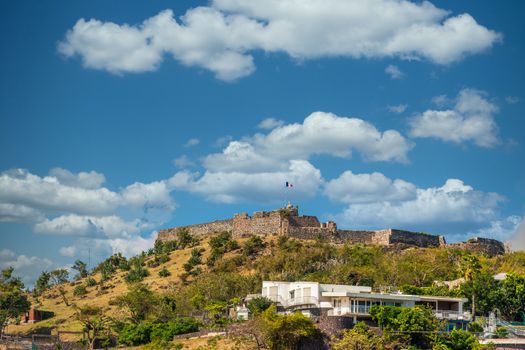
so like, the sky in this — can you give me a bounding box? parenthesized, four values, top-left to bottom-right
(1, 0, 524, 287)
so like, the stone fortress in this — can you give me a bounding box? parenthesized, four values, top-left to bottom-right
(157, 205, 506, 256)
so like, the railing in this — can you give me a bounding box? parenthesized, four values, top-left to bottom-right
(286, 296, 319, 308)
(266, 295, 319, 308)
(497, 320, 525, 338)
(434, 310, 471, 321)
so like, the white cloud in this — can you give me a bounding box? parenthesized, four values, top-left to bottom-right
(0, 249, 54, 288)
(167, 111, 412, 203)
(205, 112, 413, 174)
(387, 104, 408, 114)
(0, 203, 45, 223)
(0, 168, 176, 239)
(431, 94, 452, 107)
(505, 96, 519, 104)
(49, 167, 106, 189)
(472, 215, 522, 242)
(409, 88, 499, 147)
(325, 171, 416, 204)
(184, 138, 200, 147)
(510, 216, 525, 251)
(385, 65, 404, 79)
(59, 1, 500, 80)
(173, 155, 196, 168)
(170, 160, 322, 204)
(258, 118, 284, 130)
(335, 177, 504, 233)
(34, 214, 151, 237)
(59, 245, 77, 258)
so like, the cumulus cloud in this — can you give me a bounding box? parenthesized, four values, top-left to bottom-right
(49, 167, 106, 189)
(0, 168, 176, 239)
(385, 65, 404, 79)
(0, 249, 54, 287)
(170, 160, 322, 203)
(388, 104, 408, 114)
(258, 118, 284, 130)
(409, 88, 499, 147)
(510, 216, 525, 251)
(472, 215, 522, 243)
(59, 1, 500, 80)
(184, 138, 200, 147)
(205, 112, 413, 174)
(334, 176, 504, 234)
(325, 171, 416, 204)
(59, 245, 77, 258)
(173, 155, 196, 168)
(166, 111, 413, 203)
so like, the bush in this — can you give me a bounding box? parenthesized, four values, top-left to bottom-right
(158, 267, 171, 277)
(468, 322, 483, 334)
(73, 284, 87, 296)
(85, 277, 97, 287)
(118, 322, 153, 346)
(125, 266, 150, 283)
(243, 236, 265, 256)
(247, 296, 273, 315)
(117, 319, 200, 346)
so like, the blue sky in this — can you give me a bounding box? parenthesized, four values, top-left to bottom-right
(1, 0, 524, 286)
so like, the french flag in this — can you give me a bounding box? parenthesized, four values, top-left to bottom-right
(285, 181, 293, 188)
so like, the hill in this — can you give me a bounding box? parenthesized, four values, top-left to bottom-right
(6, 232, 525, 348)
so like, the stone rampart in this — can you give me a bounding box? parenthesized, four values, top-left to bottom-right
(155, 206, 505, 255)
(232, 211, 281, 237)
(388, 229, 442, 247)
(157, 219, 233, 241)
(447, 237, 505, 257)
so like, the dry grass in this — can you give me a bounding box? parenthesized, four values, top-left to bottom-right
(7, 236, 260, 343)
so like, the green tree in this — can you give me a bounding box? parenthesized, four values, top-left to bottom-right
(114, 283, 159, 323)
(460, 272, 499, 316)
(462, 255, 482, 316)
(49, 268, 69, 285)
(34, 270, 51, 295)
(497, 273, 525, 321)
(332, 322, 384, 350)
(247, 296, 273, 316)
(75, 305, 111, 350)
(72, 260, 88, 279)
(259, 304, 317, 350)
(0, 267, 30, 336)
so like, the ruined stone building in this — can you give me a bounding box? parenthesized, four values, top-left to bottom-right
(157, 205, 505, 256)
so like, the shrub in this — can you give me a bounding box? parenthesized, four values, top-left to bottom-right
(73, 284, 87, 296)
(242, 236, 265, 256)
(125, 266, 150, 283)
(85, 277, 97, 287)
(117, 319, 200, 346)
(158, 267, 171, 277)
(468, 322, 483, 334)
(118, 322, 153, 346)
(247, 296, 273, 315)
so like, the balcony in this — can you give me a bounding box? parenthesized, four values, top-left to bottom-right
(434, 310, 471, 321)
(266, 295, 319, 309)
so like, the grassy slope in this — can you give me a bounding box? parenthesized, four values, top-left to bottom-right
(7, 235, 525, 345)
(7, 237, 220, 339)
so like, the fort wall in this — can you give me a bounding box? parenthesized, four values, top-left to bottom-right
(156, 206, 505, 255)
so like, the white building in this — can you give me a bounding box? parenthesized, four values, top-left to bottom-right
(259, 281, 470, 323)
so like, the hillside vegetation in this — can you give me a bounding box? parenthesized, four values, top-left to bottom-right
(5, 231, 525, 348)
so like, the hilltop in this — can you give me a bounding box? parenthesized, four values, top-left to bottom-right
(6, 228, 525, 348)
